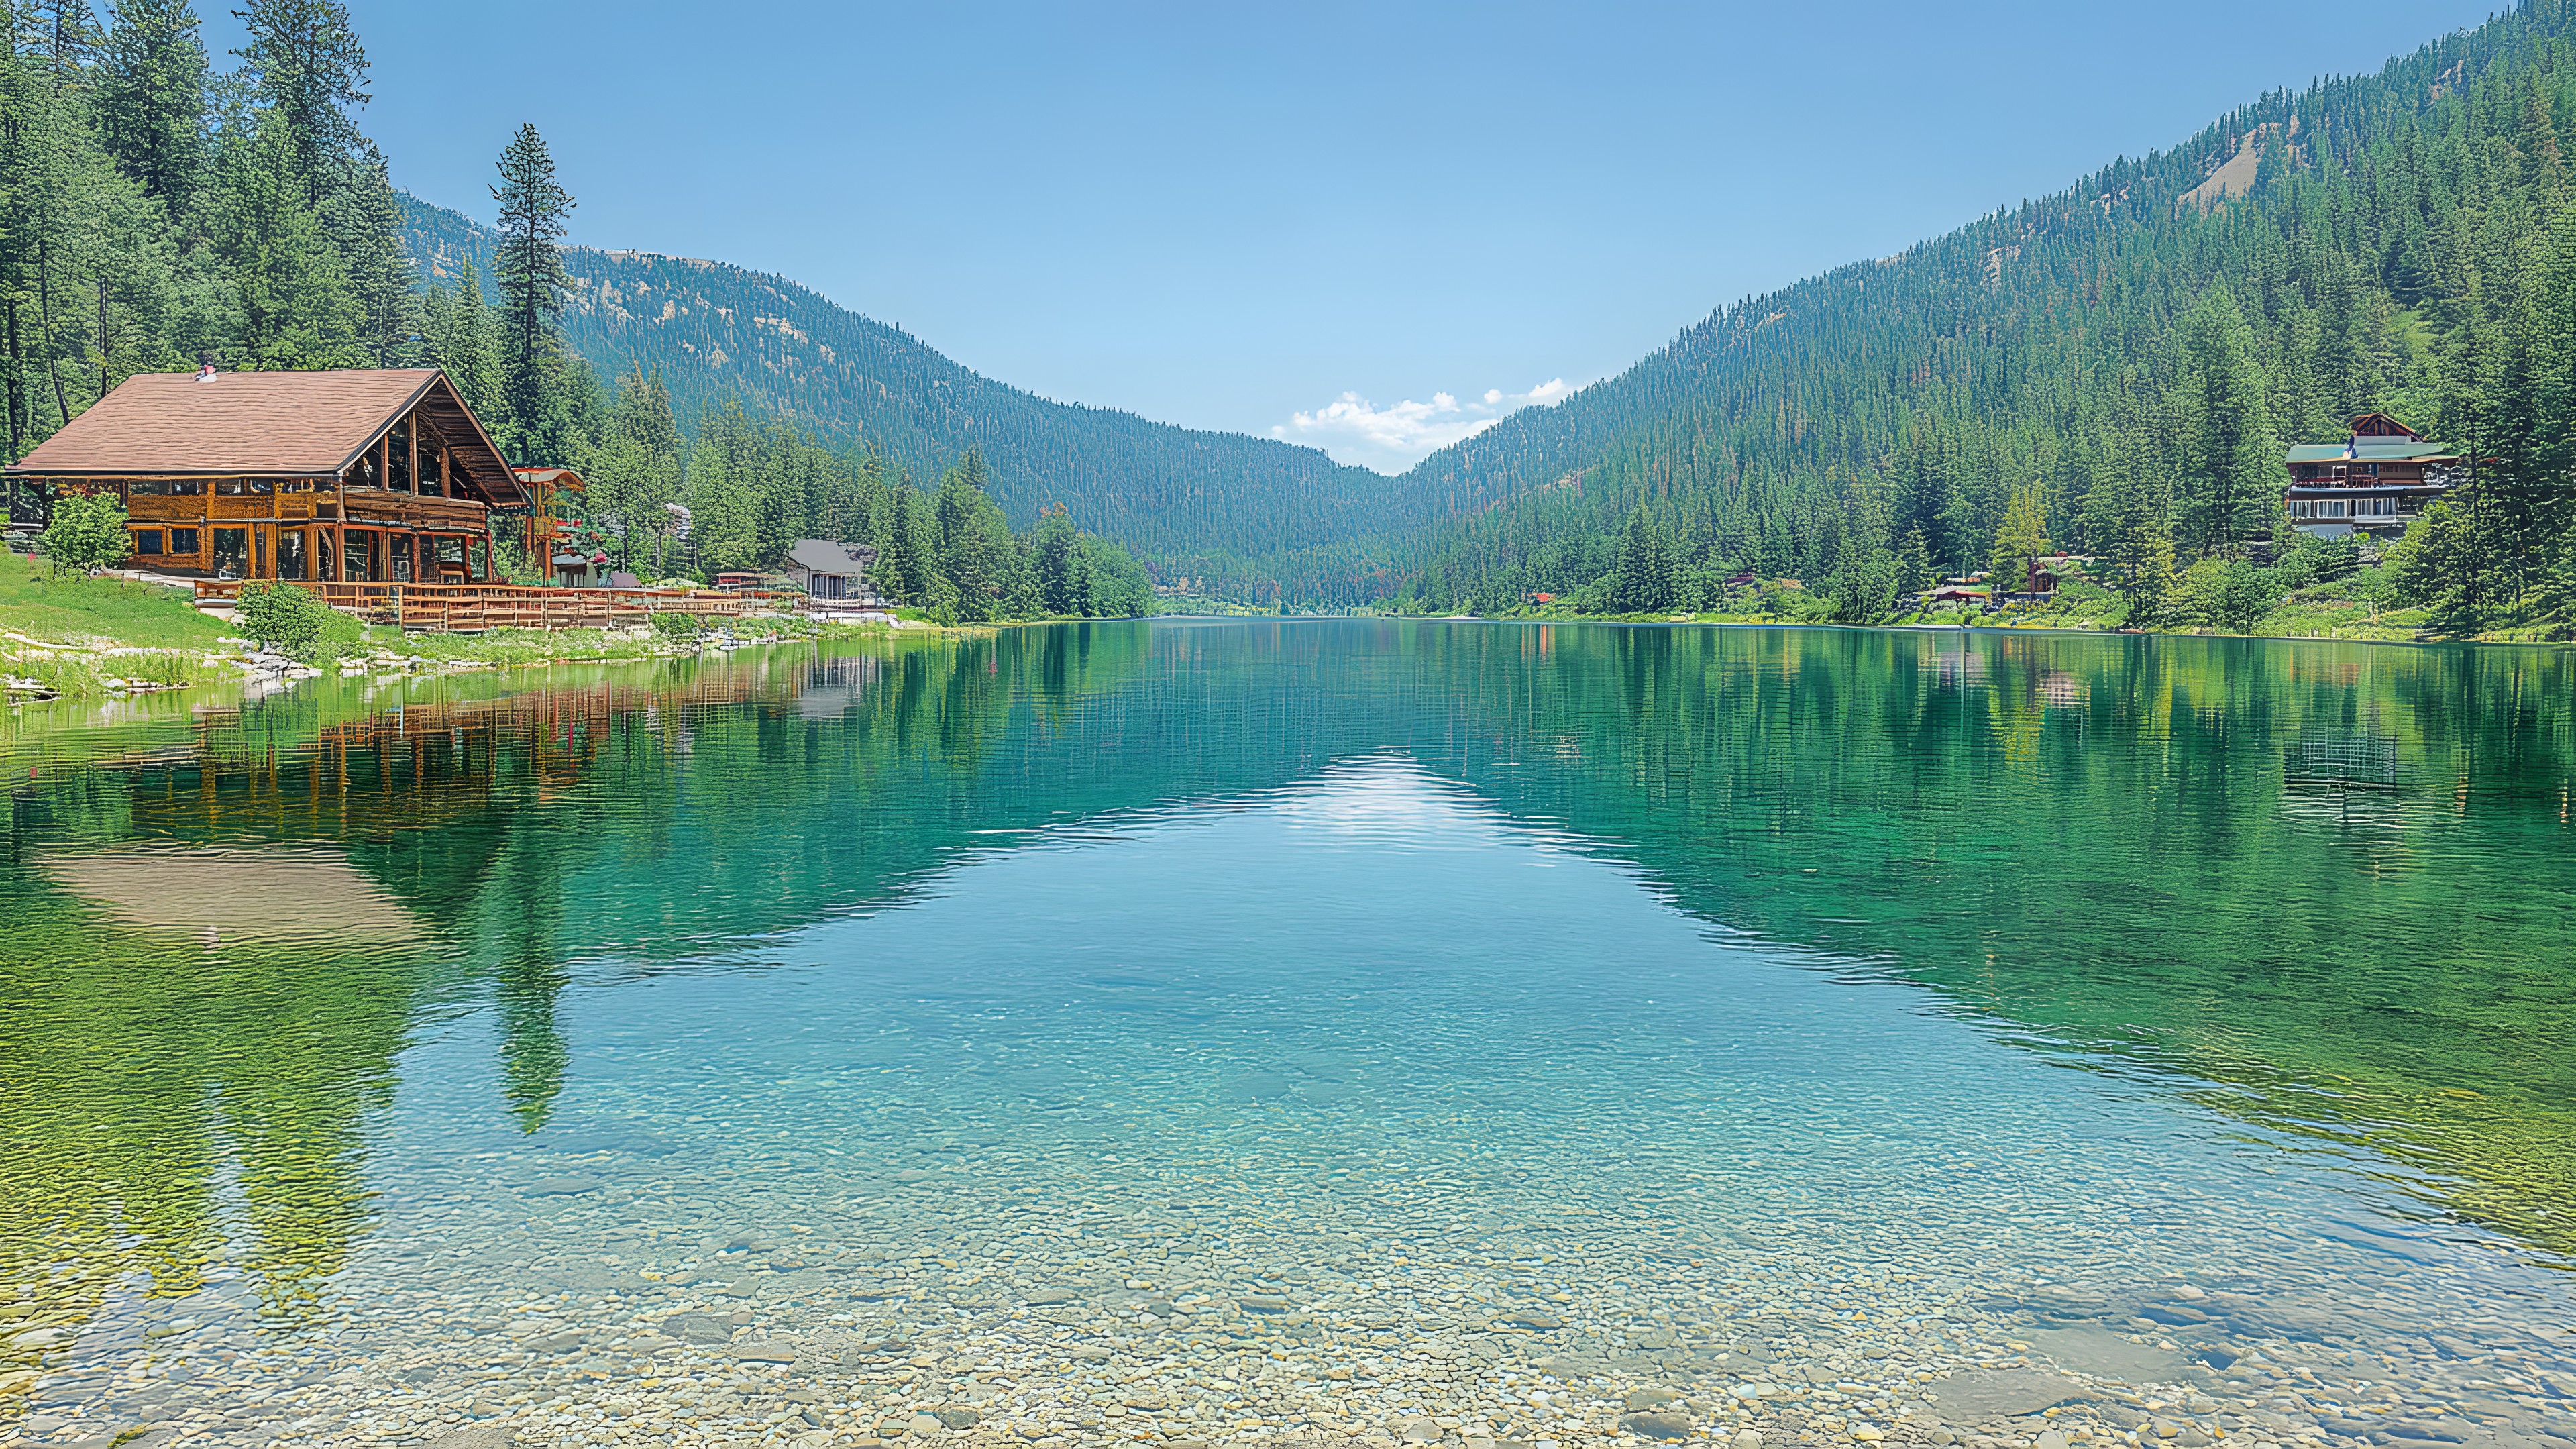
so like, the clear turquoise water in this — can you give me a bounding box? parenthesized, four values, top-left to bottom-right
(5, 621, 2575, 1446)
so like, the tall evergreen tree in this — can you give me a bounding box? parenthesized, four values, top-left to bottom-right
(1987, 485, 2050, 594)
(229, 0, 364, 205)
(423, 256, 501, 424)
(1609, 506, 1676, 613)
(2174, 291, 2276, 559)
(488, 120, 571, 465)
(331, 139, 413, 366)
(96, 0, 207, 212)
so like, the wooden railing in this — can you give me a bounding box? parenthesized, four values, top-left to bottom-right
(125, 492, 325, 522)
(323, 486, 490, 531)
(192, 580, 790, 632)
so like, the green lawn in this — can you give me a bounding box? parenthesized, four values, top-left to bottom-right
(0, 551, 232, 649)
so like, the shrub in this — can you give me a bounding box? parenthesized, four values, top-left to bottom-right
(646, 610, 704, 639)
(236, 580, 346, 661)
(2178, 557, 2280, 634)
(38, 492, 130, 575)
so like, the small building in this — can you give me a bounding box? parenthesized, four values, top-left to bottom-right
(513, 466, 590, 582)
(2283, 412, 2460, 539)
(786, 539, 881, 604)
(5, 368, 525, 582)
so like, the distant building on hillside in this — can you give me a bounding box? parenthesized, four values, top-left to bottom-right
(5, 368, 525, 582)
(2283, 412, 2460, 539)
(787, 539, 881, 607)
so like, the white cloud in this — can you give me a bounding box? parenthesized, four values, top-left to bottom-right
(1271, 377, 1573, 474)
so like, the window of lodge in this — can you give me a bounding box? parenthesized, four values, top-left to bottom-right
(168, 527, 199, 555)
(131, 529, 163, 555)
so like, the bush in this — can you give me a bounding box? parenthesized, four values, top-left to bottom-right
(2178, 557, 2279, 633)
(38, 492, 130, 574)
(646, 610, 704, 639)
(236, 580, 350, 662)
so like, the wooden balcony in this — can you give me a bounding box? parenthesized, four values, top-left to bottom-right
(126, 490, 322, 522)
(320, 486, 490, 532)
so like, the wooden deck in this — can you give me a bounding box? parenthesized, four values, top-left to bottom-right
(193, 580, 790, 632)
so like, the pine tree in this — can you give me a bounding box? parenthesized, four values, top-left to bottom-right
(331, 139, 414, 366)
(1609, 506, 1676, 613)
(211, 108, 361, 368)
(488, 120, 571, 465)
(2174, 290, 2275, 558)
(97, 0, 207, 213)
(423, 258, 501, 427)
(934, 449, 1012, 621)
(1032, 504, 1081, 615)
(591, 367, 682, 572)
(229, 0, 366, 206)
(1987, 485, 2049, 595)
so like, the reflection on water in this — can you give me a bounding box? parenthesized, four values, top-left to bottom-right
(3, 623, 2574, 1448)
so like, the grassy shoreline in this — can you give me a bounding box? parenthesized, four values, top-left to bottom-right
(0, 552, 964, 702)
(1382, 581, 2575, 645)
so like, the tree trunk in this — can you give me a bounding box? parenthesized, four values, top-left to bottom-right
(37, 225, 69, 428)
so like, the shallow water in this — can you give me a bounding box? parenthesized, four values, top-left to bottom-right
(5, 622, 2575, 1449)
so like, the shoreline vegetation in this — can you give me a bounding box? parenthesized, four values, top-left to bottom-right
(11, 545, 2564, 712)
(0, 551, 1036, 704)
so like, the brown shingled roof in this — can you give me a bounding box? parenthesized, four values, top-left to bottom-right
(8, 369, 525, 506)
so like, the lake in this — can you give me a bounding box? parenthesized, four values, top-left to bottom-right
(5, 621, 2575, 1449)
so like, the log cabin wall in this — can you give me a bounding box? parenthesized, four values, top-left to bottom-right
(8, 368, 523, 586)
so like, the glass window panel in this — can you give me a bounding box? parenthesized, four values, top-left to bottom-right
(132, 529, 163, 555)
(168, 527, 199, 555)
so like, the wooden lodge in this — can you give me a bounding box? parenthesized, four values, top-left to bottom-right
(6, 368, 527, 584)
(2282, 411, 2460, 539)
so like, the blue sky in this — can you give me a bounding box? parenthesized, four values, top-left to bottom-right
(209, 1, 2498, 472)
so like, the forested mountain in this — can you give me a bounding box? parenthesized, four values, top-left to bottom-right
(21, 0, 2576, 625)
(398, 197, 1452, 577)
(1390, 0, 2576, 629)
